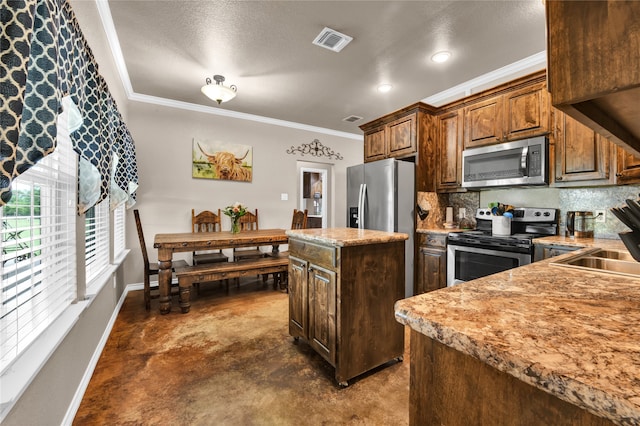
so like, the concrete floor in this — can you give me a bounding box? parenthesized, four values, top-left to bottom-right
(74, 278, 410, 425)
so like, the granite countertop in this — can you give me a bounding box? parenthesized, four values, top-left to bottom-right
(395, 244, 640, 425)
(286, 227, 408, 247)
(534, 235, 627, 251)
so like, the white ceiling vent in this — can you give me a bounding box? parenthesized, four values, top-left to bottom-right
(312, 27, 353, 53)
(342, 115, 363, 123)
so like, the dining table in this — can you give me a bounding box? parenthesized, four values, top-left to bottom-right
(153, 228, 288, 314)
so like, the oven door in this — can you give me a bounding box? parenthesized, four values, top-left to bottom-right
(446, 244, 532, 287)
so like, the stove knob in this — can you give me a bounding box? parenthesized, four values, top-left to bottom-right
(534, 211, 541, 216)
(543, 211, 550, 216)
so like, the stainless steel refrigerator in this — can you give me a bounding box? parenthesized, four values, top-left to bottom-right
(347, 158, 415, 297)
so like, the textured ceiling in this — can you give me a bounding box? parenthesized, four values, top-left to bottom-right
(106, 0, 547, 136)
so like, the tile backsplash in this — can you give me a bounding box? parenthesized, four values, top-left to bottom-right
(418, 185, 640, 239)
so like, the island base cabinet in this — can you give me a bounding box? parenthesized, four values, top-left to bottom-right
(409, 331, 614, 426)
(288, 238, 405, 386)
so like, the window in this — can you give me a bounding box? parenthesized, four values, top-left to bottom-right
(0, 134, 77, 371)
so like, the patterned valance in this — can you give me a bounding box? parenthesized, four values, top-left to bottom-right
(0, 0, 138, 212)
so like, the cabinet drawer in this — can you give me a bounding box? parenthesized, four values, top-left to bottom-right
(420, 232, 447, 248)
(289, 239, 338, 269)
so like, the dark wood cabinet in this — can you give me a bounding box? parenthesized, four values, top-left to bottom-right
(415, 233, 447, 295)
(436, 109, 463, 192)
(616, 147, 640, 185)
(463, 77, 550, 149)
(553, 109, 613, 186)
(463, 96, 504, 148)
(546, 0, 640, 156)
(288, 235, 405, 386)
(363, 126, 386, 162)
(360, 103, 438, 192)
(387, 114, 417, 158)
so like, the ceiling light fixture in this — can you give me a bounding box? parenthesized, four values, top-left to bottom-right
(431, 51, 451, 63)
(201, 75, 237, 104)
(377, 83, 393, 93)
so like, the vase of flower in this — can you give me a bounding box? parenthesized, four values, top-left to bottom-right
(231, 217, 240, 234)
(223, 202, 247, 234)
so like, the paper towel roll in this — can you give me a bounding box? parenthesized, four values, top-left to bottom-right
(446, 207, 453, 224)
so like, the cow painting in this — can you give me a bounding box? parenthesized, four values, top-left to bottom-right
(192, 140, 253, 182)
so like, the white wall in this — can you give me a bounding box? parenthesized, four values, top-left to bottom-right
(123, 89, 363, 286)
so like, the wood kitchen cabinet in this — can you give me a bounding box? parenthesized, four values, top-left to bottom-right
(463, 76, 550, 149)
(546, 0, 640, 156)
(616, 147, 640, 185)
(363, 126, 386, 162)
(553, 109, 614, 186)
(362, 109, 418, 162)
(360, 102, 438, 191)
(436, 109, 463, 192)
(415, 233, 447, 295)
(287, 231, 406, 386)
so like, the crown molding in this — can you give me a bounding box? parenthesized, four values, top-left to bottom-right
(421, 51, 547, 107)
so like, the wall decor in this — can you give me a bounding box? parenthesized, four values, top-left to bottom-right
(192, 139, 253, 182)
(286, 138, 343, 160)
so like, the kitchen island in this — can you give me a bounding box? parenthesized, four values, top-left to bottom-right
(286, 227, 408, 386)
(395, 243, 640, 425)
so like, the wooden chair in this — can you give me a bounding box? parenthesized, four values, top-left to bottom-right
(134, 209, 189, 311)
(191, 209, 229, 265)
(291, 208, 308, 230)
(273, 209, 308, 291)
(233, 209, 265, 262)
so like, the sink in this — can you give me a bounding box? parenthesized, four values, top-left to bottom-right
(550, 248, 640, 279)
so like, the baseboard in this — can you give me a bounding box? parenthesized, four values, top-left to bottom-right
(61, 282, 142, 425)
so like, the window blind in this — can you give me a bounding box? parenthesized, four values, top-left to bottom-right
(84, 198, 110, 284)
(0, 134, 77, 372)
(113, 204, 126, 259)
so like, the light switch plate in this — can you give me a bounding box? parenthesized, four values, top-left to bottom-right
(280, 193, 288, 201)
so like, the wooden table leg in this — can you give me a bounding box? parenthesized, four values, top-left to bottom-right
(157, 248, 173, 314)
(179, 285, 191, 313)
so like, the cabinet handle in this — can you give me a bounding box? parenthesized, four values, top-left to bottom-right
(556, 176, 563, 181)
(616, 173, 623, 177)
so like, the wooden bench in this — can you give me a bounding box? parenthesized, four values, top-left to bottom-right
(175, 254, 289, 313)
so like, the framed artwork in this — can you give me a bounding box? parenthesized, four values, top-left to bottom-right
(192, 138, 253, 182)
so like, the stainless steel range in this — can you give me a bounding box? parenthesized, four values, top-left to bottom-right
(447, 207, 558, 287)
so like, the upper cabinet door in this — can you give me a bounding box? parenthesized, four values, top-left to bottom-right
(363, 126, 386, 162)
(387, 114, 416, 158)
(437, 110, 463, 191)
(463, 96, 504, 149)
(554, 110, 612, 185)
(616, 147, 640, 185)
(504, 82, 550, 141)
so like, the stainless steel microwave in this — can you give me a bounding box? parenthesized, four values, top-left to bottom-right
(462, 136, 548, 189)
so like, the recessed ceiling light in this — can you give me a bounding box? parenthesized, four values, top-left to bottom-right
(377, 84, 392, 93)
(431, 51, 451, 63)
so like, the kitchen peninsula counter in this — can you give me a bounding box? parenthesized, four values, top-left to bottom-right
(395, 244, 640, 425)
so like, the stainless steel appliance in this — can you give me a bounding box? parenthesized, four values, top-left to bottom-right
(347, 158, 415, 297)
(566, 211, 594, 238)
(447, 207, 557, 287)
(462, 136, 548, 189)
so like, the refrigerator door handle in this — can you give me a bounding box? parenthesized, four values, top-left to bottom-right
(358, 183, 367, 229)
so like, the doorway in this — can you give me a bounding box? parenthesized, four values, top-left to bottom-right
(297, 161, 332, 228)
